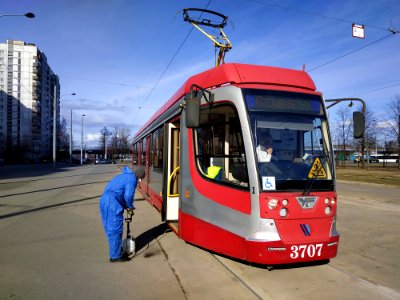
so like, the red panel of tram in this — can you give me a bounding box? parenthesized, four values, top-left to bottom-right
(187, 130, 251, 215)
(180, 211, 246, 259)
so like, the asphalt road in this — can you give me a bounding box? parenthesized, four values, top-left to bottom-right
(0, 164, 399, 299)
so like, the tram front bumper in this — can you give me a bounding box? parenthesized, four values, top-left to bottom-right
(245, 236, 339, 265)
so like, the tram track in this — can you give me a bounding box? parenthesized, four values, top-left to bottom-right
(326, 263, 400, 300)
(211, 250, 400, 300)
(211, 254, 272, 300)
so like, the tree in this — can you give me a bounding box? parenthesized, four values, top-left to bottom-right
(334, 107, 353, 167)
(110, 127, 131, 159)
(363, 109, 378, 151)
(58, 117, 69, 151)
(99, 126, 112, 158)
(383, 95, 400, 168)
(359, 108, 378, 169)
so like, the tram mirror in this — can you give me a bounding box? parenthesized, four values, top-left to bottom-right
(185, 93, 201, 128)
(353, 111, 365, 139)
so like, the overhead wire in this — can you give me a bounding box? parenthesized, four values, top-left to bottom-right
(350, 82, 400, 97)
(246, 0, 399, 72)
(308, 32, 396, 72)
(0, 57, 34, 96)
(133, 0, 213, 122)
(246, 0, 394, 33)
(59, 75, 162, 90)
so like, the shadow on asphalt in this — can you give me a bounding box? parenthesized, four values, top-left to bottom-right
(0, 170, 118, 185)
(0, 164, 72, 180)
(191, 243, 331, 271)
(0, 181, 109, 199)
(253, 259, 331, 271)
(0, 195, 101, 219)
(135, 223, 170, 253)
(0, 164, 119, 181)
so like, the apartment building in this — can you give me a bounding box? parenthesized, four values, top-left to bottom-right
(0, 40, 60, 162)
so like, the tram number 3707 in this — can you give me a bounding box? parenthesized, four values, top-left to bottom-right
(290, 244, 323, 259)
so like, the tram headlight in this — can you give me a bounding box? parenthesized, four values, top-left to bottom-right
(268, 199, 278, 209)
(331, 198, 336, 205)
(325, 198, 330, 204)
(279, 208, 288, 217)
(325, 206, 332, 215)
(282, 199, 288, 206)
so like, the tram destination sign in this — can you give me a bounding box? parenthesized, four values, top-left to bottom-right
(244, 90, 323, 115)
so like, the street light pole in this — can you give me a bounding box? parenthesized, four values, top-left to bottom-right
(81, 114, 85, 165)
(105, 136, 108, 159)
(51, 90, 75, 169)
(67, 93, 76, 165)
(70, 110, 73, 164)
(0, 12, 35, 18)
(52, 85, 57, 170)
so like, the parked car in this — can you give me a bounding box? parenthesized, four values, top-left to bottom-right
(98, 159, 115, 164)
(354, 156, 379, 163)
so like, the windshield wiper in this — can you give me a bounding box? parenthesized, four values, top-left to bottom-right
(302, 154, 329, 196)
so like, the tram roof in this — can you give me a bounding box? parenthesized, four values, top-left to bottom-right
(134, 63, 317, 139)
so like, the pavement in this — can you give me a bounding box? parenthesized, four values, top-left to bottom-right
(0, 164, 260, 300)
(2, 163, 398, 300)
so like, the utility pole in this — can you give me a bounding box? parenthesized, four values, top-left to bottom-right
(80, 114, 85, 165)
(69, 109, 73, 164)
(52, 85, 57, 170)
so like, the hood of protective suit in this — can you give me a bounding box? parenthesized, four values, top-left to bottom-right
(122, 166, 134, 175)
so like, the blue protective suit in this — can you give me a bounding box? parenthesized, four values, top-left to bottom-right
(99, 166, 137, 259)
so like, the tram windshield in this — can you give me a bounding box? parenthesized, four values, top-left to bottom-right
(243, 89, 334, 192)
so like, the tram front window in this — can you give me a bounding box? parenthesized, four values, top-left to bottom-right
(244, 89, 334, 192)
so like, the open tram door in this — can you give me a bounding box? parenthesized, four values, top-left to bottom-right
(162, 121, 180, 228)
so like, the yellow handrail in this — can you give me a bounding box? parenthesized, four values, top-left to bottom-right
(167, 166, 180, 197)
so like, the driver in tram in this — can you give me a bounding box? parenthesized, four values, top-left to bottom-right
(256, 130, 274, 163)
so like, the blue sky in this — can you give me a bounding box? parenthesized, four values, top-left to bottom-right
(1, 0, 399, 148)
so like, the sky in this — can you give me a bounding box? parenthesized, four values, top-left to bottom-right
(1, 0, 399, 148)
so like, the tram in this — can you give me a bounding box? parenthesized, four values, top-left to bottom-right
(132, 62, 365, 264)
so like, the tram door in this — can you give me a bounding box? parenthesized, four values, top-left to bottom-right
(164, 122, 180, 221)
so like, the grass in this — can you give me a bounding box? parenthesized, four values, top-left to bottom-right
(336, 164, 400, 187)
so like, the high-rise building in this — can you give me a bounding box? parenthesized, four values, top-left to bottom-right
(0, 40, 60, 163)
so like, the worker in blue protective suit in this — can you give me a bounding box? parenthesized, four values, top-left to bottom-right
(99, 166, 145, 263)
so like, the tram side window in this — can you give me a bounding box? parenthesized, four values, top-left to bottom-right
(141, 138, 146, 167)
(151, 127, 164, 173)
(195, 104, 249, 188)
(132, 143, 138, 166)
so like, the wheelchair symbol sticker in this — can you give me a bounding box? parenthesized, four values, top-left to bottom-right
(262, 176, 276, 191)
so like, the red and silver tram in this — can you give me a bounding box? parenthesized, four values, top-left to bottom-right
(132, 63, 364, 265)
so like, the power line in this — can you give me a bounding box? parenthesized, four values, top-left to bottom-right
(134, 0, 213, 121)
(308, 33, 396, 72)
(0, 57, 33, 96)
(351, 82, 400, 97)
(59, 75, 161, 90)
(246, 0, 400, 72)
(137, 26, 195, 108)
(246, 0, 393, 33)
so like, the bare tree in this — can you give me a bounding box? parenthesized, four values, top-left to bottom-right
(360, 109, 378, 169)
(363, 109, 378, 150)
(383, 95, 400, 168)
(99, 126, 112, 158)
(58, 117, 69, 151)
(110, 127, 131, 159)
(334, 107, 353, 167)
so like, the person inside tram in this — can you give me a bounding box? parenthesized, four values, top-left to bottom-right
(256, 130, 274, 163)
